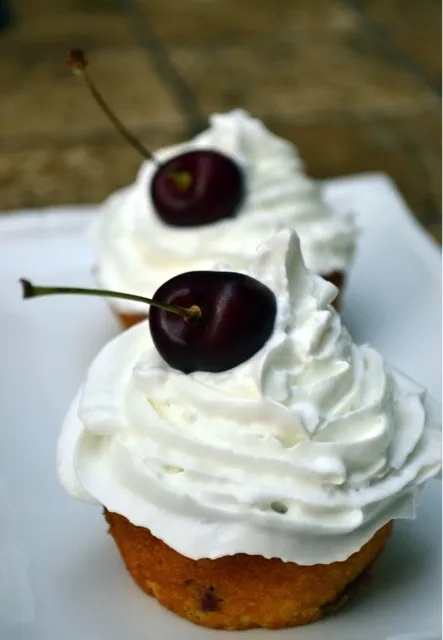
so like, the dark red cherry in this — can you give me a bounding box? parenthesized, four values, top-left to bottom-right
(149, 271, 276, 373)
(20, 272, 277, 374)
(67, 49, 245, 228)
(150, 150, 244, 227)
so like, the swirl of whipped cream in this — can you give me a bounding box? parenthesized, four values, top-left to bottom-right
(91, 109, 357, 314)
(58, 230, 441, 564)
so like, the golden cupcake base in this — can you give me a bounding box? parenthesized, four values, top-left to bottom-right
(117, 271, 345, 330)
(105, 510, 391, 631)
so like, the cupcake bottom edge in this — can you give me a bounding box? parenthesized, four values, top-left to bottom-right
(104, 509, 391, 631)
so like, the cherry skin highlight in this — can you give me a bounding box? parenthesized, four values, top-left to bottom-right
(149, 271, 277, 373)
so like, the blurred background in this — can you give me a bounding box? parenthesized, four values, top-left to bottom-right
(0, 0, 441, 241)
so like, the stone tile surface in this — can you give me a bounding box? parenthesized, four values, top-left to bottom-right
(140, 0, 360, 42)
(169, 33, 438, 119)
(3, 0, 134, 46)
(0, 47, 185, 138)
(362, 0, 442, 87)
(396, 113, 442, 213)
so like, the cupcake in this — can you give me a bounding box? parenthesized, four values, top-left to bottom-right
(67, 52, 356, 327)
(49, 229, 440, 631)
(91, 110, 356, 328)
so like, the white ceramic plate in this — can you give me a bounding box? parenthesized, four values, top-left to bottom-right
(0, 173, 441, 640)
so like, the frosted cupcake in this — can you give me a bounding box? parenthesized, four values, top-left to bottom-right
(67, 51, 356, 327)
(38, 228, 440, 631)
(92, 109, 357, 327)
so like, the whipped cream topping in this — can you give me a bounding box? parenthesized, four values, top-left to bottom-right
(58, 229, 441, 564)
(91, 109, 357, 314)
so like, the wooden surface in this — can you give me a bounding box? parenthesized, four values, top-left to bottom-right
(0, 0, 441, 241)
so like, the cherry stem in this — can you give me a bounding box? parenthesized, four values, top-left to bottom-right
(20, 279, 200, 321)
(67, 48, 155, 164)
